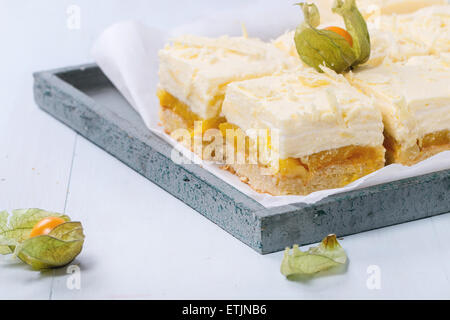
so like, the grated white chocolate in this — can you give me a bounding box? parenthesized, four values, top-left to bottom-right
(367, 5, 450, 66)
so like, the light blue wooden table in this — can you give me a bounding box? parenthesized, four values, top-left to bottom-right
(1, 0, 450, 299)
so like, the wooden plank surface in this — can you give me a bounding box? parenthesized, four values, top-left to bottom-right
(1, 0, 450, 299)
(49, 136, 450, 299)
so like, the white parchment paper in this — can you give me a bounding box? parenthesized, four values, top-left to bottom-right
(92, 4, 450, 208)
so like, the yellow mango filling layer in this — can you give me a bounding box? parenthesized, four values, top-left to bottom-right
(384, 129, 450, 165)
(421, 130, 450, 149)
(157, 90, 225, 132)
(218, 122, 384, 181)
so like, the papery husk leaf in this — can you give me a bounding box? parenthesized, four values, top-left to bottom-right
(17, 222, 84, 270)
(48, 221, 84, 241)
(307, 234, 347, 264)
(294, 0, 370, 73)
(281, 234, 347, 277)
(0, 211, 12, 254)
(0, 209, 70, 245)
(295, 2, 356, 73)
(300, 2, 320, 28)
(0, 210, 7, 230)
(332, 0, 371, 65)
(295, 27, 356, 73)
(0, 247, 12, 255)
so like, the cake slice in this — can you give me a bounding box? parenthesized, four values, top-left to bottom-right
(220, 68, 385, 195)
(348, 56, 450, 165)
(158, 35, 295, 139)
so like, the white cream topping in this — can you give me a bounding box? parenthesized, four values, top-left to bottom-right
(347, 56, 450, 148)
(158, 35, 296, 119)
(313, 0, 446, 23)
(357, 0, 446, 17)
(367, 29, 429, 67)
(367, 5, 450, 66)
(222, 67, 384, 159)
(272, 31, 301, 61)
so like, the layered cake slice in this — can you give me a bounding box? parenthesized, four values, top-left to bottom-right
(220, 68, 385, 195)
(348, 56, 450, 165)
(158, 35, 295, 139)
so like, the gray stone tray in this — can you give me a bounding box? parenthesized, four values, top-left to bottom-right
(33, 63, 450, 254)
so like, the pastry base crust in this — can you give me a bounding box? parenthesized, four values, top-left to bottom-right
(384, 130, 450, 166)
(159, 106, 190, 134)
(223, 146, 386, 196)
(159, 106, 226, 162)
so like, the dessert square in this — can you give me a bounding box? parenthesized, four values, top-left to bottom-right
(158, 35, 295, 136)
(348, 56, 450, 165)
(220, 68, 385, 195)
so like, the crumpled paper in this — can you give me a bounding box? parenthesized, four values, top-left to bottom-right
(92, 4, 450, 208)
